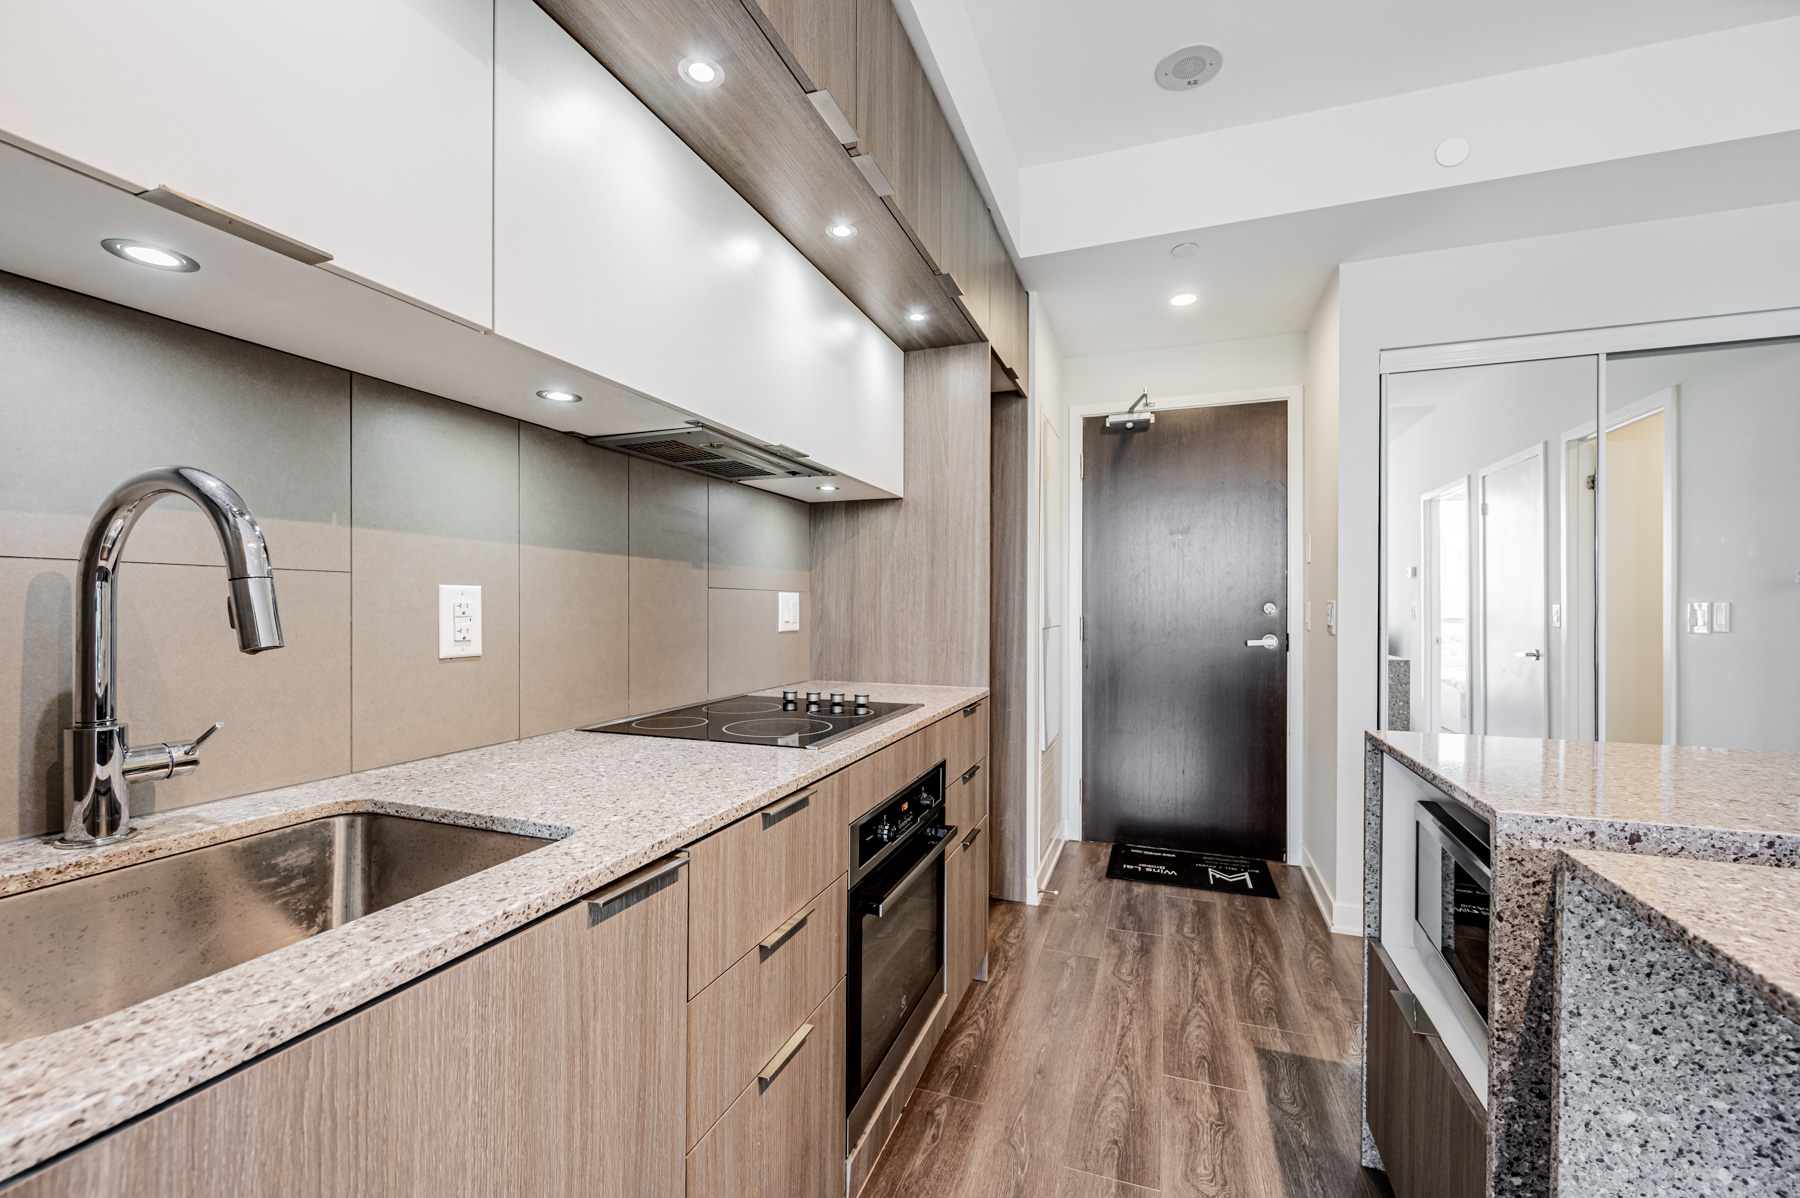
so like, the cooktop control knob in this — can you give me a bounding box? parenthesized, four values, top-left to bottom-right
(783, 690, 798, 702)
(874, 820, 896, 843)
(805, 691, 821, 703)
(853, 693, 869, 706)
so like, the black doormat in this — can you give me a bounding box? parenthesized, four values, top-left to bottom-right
(1105, 843, 1280, 899)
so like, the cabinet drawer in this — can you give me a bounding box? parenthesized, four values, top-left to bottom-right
(947, 757, 988, 832)
(1367, 943, 1487, 1198)
(689, 776, 846, 996)
(687, 979, 846, 1198)
(946, 699, 988, 783)
(687, 874, 846, 1148)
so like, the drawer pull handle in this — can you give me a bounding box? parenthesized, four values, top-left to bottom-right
(962, 702, 981, 717)
(1390, 989, 1439, 1039)
(759, 902, 816, 954)
(961, 826, 982, 851)
(759, 1021, 814, 1087)
(587, 853, 687, 926)
(761, 788, 815, 827)
(961, 763, 981, 784)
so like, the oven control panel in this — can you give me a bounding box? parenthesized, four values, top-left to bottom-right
(854, 764, 946, 872)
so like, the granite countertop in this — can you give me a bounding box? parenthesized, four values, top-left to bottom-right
(1370, 731, 1800, 856)
(1561, 849, 1800, 1027)
(0, 681, 985, 1182)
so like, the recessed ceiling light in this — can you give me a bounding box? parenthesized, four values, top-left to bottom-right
(1154, 45, 1222, 93)
(679, 56, 723, 88)
(1170, 293, 1198, 307)
(1435, 137, 1471, 167)
(101, 238, 199, 272)
(1170, 242, 1199, 258)
(906, 312, 927, 322)
(536, 389, 583, 403)
(817, 484, 838, 491)
(826, 222, 857, 239)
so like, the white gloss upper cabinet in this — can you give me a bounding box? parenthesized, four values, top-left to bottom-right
(0, 0, 494, 326)
(493, 0, 903, 496)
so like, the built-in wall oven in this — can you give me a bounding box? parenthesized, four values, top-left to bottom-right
(846, 763, 952, 1148)
(1414, 797, 1492, 1038)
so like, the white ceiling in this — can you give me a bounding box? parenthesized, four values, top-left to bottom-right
(962, 0, 1800, 167)
(1026, 129, 1800, 356)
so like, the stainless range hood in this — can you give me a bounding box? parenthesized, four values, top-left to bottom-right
(587, 421, 834, 483)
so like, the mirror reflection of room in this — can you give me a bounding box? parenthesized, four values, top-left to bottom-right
(1384, 357, 1599, 741)
(1384, 339, 1800, 753)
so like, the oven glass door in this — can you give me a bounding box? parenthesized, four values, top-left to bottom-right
(849, 828, 948, 1097)
(1415, 803, 1492, 1022)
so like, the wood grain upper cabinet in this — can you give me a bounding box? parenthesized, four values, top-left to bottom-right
(746, 0, 859, 132)
(0, 0, 495, 326)
(856, 0, 943, 264)
(10, 858, 689, 1198)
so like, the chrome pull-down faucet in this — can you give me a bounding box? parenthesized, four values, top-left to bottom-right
(60, 467, 283, 848)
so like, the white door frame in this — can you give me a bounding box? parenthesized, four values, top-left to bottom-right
(1476, 441, 1550, 736)
(1063, 385, 1305, 867)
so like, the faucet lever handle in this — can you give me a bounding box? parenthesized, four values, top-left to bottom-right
(191, 721, 223, 750)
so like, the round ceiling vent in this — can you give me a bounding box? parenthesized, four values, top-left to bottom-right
(1155, 45, 1222, 92)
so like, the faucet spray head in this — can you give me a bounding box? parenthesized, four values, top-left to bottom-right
(227, 576, 284, 653)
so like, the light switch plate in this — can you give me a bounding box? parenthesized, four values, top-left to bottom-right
(1687, 601, 1711, 635)
(1712, 601, 1731, 633)
(1326, 600, 1338, 637)
(777, 591, 801, 633)
(439, 584, 482, 659)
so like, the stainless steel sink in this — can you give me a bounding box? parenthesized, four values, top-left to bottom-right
(0, 813, 553, 1045)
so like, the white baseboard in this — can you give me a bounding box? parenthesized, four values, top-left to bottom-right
(1299, 848, 1363, 935)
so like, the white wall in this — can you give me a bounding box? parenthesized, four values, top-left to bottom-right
(1062, 333, 1306, 408)
(1336, 197, 1800, 921)
(1302, 275, 1351, 930)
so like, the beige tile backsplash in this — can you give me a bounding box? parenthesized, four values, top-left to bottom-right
(0, 270, 811, 842)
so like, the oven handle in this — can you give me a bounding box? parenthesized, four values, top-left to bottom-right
(1418, 808, 1492, 888)
(852, 826, 956, 917)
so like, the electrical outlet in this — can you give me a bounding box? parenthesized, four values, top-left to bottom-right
(439, 585, 482, 659)
(1305, 602, 1312, 631)
(1326, 600, 1338, 637)
(1712, 601, 1731, 633)
(777, 591, 800, 633)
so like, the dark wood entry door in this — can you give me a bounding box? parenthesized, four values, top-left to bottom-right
(1081, 401, 1287, 859)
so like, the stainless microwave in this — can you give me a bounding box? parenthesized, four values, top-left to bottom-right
(1414, 798, 1492, 1039)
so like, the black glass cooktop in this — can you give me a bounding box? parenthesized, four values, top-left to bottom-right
(581, 691, 921, 750)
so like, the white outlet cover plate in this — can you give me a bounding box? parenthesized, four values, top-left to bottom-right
(1712, 601, 1731, 633)
(777, 591, 801, 633)
(439, 584, 482, 659)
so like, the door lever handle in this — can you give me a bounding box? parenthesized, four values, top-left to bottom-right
(1514, 649, 1543, 660)
(1246, 634, 1279, 649)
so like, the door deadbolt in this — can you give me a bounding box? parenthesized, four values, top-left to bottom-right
(1262, 602, 1277, 616)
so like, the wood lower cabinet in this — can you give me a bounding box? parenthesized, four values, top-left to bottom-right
(10, 859, 689, 1198)
(945, 815, 991, 1012)
(688, 775, 847, 996)
(1367, 943, 1487, 1198)
(687, 981, 847, 1198)
(688, 874, 847, 1147)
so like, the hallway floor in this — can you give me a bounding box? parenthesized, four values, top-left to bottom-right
(861, 841, 1388, 1198)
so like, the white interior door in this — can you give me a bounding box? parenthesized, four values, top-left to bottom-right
(1482, 447, 1549, 736)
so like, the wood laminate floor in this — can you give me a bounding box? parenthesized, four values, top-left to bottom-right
(860, 841, 1389, 1198)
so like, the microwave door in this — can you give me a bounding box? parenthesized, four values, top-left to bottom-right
(1414, 809, 1493, 1041)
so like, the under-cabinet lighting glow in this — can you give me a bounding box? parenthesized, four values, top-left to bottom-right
(101, 239, 199, 272)
(679, 57, 723, 88)
(906, 312, 927, 322)
(817, 484, 838, 491)
(536, 390, 583, 403)
(1169, 292, 1198, 306)
(827, 222, 857, 239)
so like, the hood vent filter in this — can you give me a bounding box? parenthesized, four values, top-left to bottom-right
(587, 423, 833, 483)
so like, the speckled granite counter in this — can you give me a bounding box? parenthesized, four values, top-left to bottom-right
(1362, 732, 1800, 1198)
(0, 681, 984, 1183)
(1556, 851, 1800, 1196)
